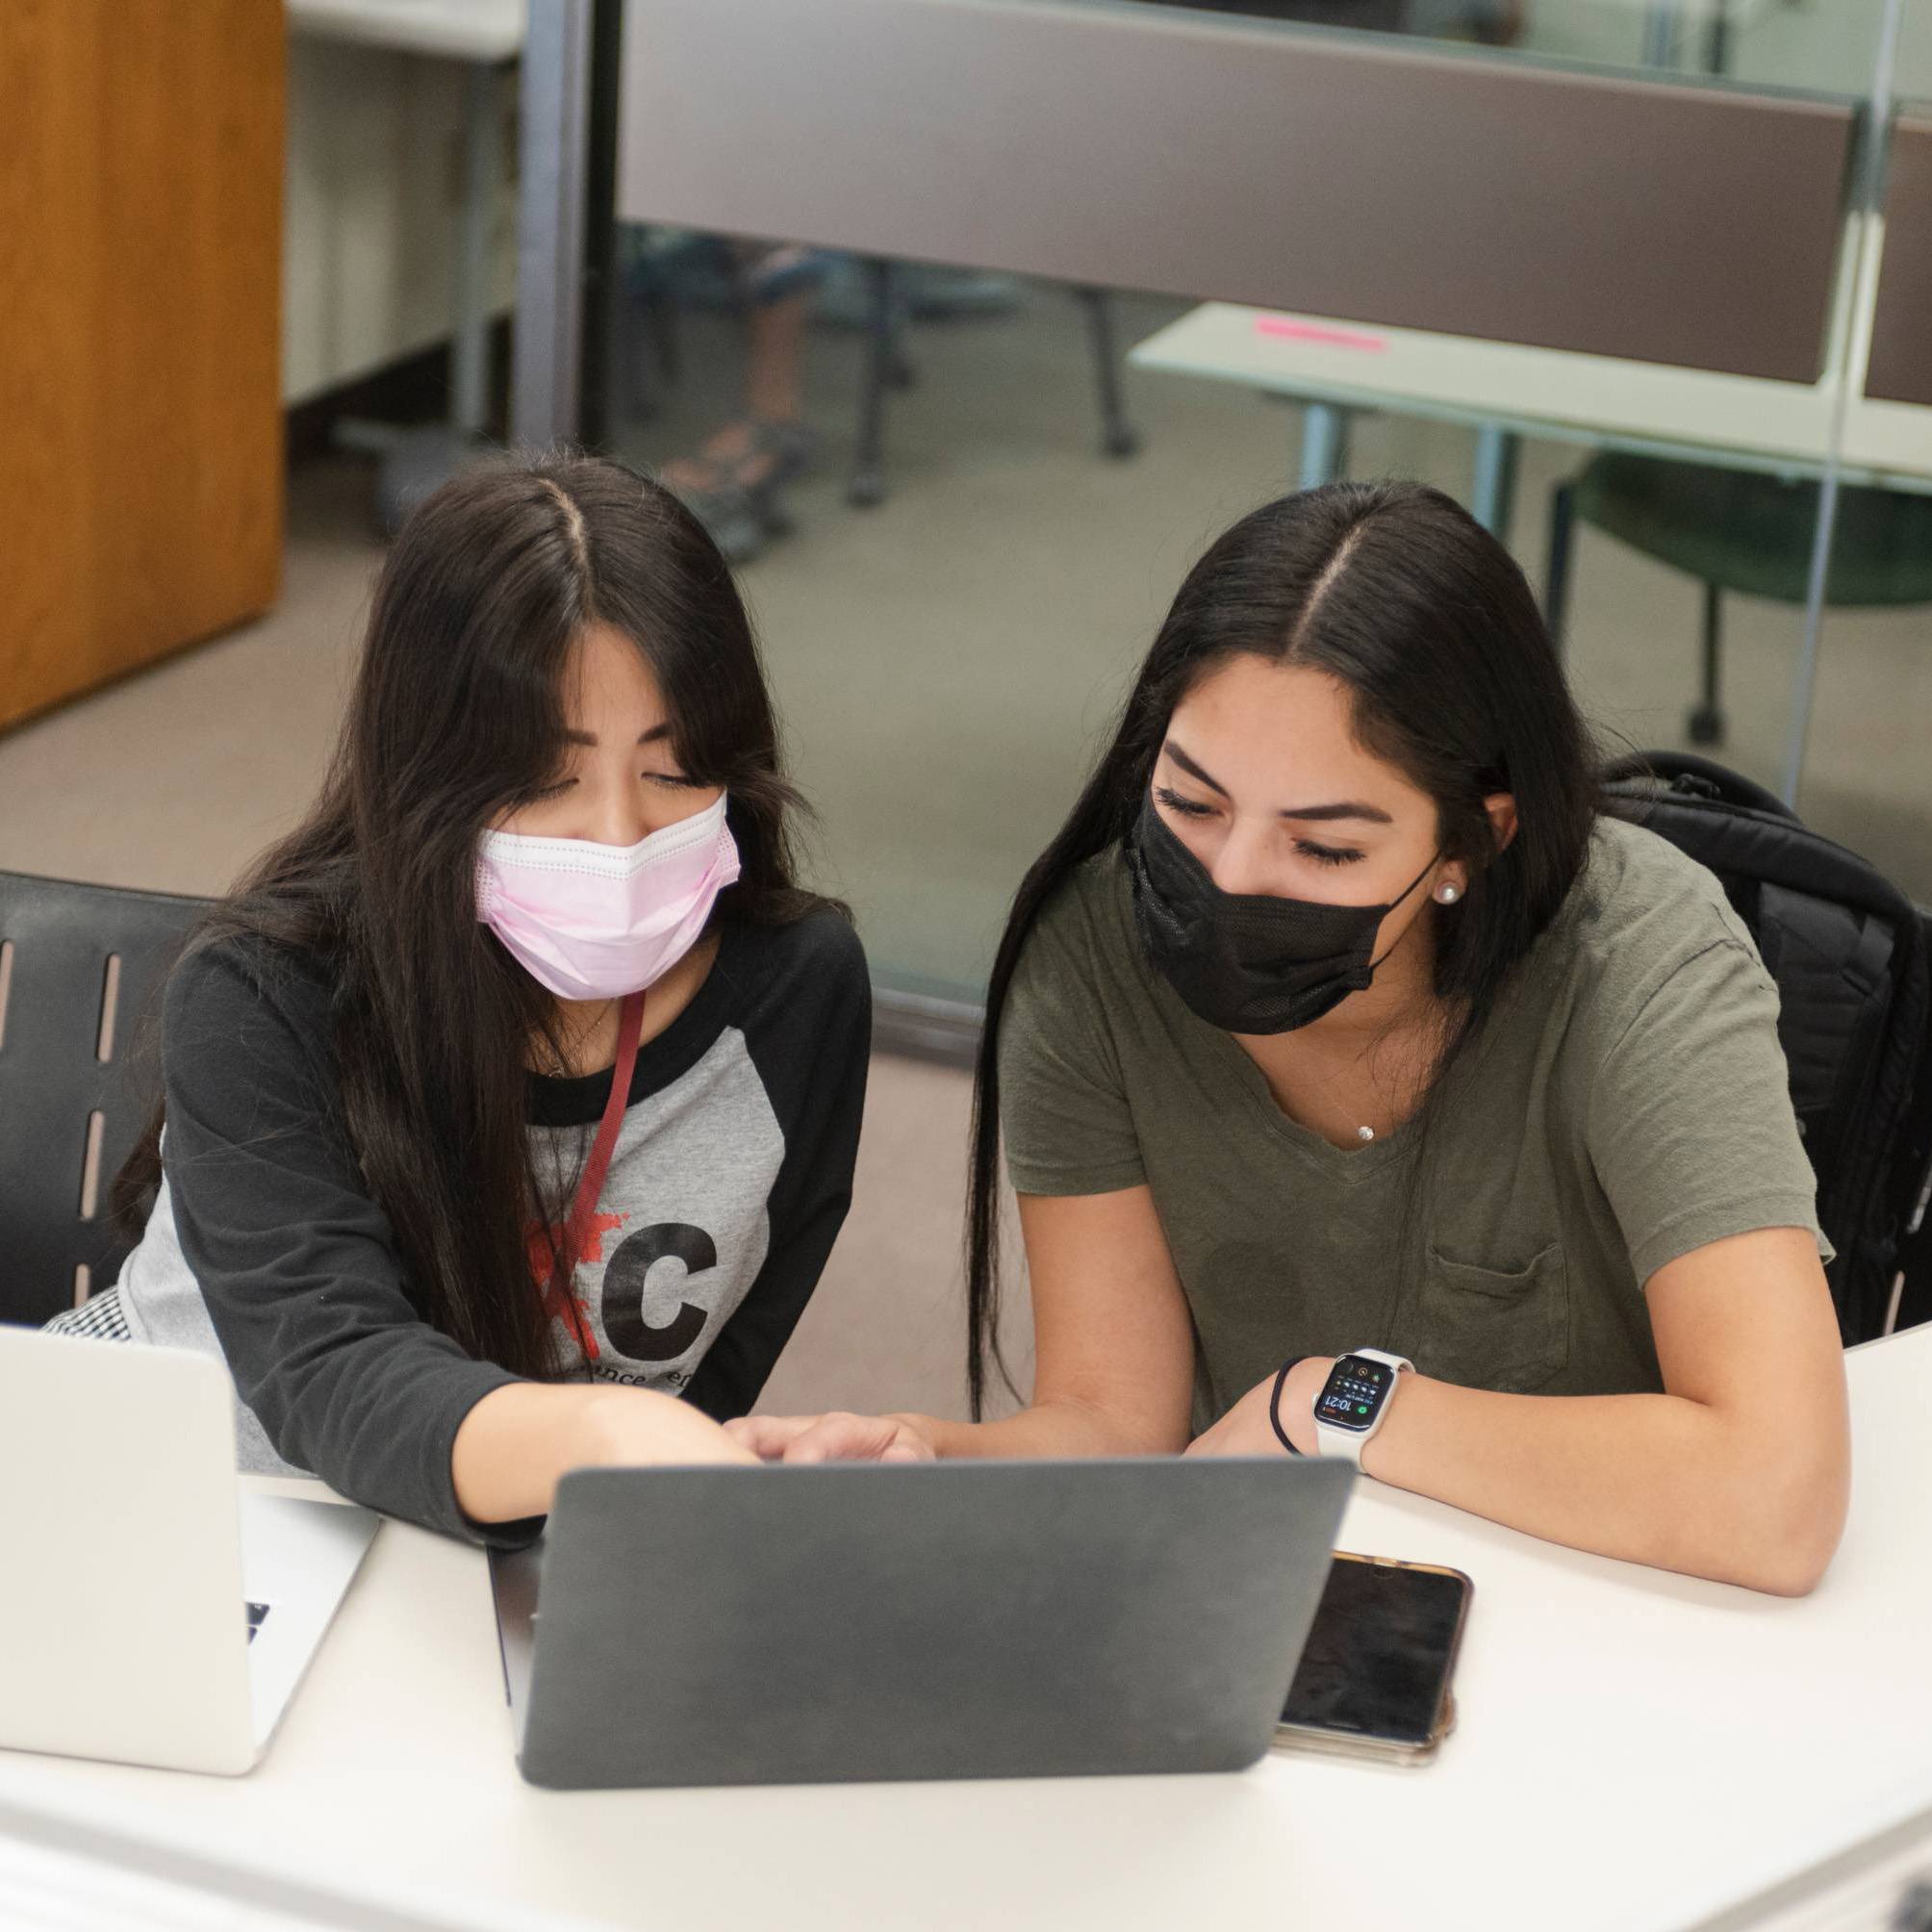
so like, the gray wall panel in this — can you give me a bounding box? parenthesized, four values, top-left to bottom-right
(616, 0, 1854, 382)
(1868, 114, 1932, 408)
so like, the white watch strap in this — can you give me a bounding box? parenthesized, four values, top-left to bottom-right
(1313, 1417, 1368, 1465)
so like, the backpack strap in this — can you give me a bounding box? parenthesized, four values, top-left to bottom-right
(1600, 750, 1795, 821)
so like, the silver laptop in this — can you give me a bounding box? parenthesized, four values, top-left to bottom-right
(0, 1325, 379, 1776)
(491, 1455, 1355, 1788)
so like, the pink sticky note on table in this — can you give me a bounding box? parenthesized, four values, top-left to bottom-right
(1255, 316, 1388, 352)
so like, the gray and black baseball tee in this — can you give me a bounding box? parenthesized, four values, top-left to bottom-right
(104, 908, 870, 1544)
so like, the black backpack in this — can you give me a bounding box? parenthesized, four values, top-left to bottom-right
(1601, 752, 1932, 1344)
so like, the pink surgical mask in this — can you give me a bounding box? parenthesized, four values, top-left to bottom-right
(476, 795, 741, 1004)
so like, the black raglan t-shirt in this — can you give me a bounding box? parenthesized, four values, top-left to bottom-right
(110, 908, 870, 1544)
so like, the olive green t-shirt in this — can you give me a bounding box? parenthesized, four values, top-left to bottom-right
(999, 816, 1830, 1429)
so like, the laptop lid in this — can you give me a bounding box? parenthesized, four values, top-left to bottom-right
(504, 1455, 1354, 1789)
(0, 1328, 375, 1777)
(0, 1328, 257, 1773)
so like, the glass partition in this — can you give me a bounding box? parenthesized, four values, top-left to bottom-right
(1799, 22, 1932, 911)
(580, 0, 1927, 1007)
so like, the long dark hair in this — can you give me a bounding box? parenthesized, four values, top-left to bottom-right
(966, 480, 1599, 1413)
(117, 451, 834, 1380)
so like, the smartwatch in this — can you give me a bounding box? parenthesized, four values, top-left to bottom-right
(1312, 1349, 1413, 1464)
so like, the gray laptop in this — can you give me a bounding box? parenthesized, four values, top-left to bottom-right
(490, 1455, 1354, 1789)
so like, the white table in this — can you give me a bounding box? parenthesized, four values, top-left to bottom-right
(1128, 211, 1932, 804)
(4, 1325, 1929, 1931)
(1129, 206, 1932, 512)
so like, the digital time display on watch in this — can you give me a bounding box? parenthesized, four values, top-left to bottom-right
(1315, 1354, 1392, 1433)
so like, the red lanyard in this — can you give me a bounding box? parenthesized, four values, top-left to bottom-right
(542, 990, 645, 1356)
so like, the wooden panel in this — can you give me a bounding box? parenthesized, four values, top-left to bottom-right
(0, 1, 95, 724)
(1868, 114, 1932, 409)
(618, 0, 1854, 383)
(0, 0, 284, 734)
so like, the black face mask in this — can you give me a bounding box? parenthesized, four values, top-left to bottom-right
(1126, 799, 1436, 1035)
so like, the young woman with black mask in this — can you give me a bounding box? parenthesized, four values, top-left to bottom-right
(44, 454, 871, 1542)
(733, 481, 1849, 1596)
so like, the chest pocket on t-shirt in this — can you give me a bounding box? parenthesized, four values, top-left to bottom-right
(1413, 1243, 1569, 1393)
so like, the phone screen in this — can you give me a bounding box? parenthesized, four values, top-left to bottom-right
(1280, 1555, 1469, 1747)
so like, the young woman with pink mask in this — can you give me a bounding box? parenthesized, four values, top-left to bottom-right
(42, 455, 870, 1544)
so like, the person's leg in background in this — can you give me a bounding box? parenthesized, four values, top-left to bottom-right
(661, 243, 826, 563)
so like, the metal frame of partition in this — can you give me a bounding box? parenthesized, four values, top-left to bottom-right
(511, 0, 596, 449)
(1779, 0, 1909, 806)
(512, 0, 625, 454)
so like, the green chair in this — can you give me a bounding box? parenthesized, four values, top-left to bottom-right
(1542, 453, 1932, 746)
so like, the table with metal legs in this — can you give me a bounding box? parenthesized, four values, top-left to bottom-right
(1298, 400, 1518, 542)
(290, 1, 527, 530)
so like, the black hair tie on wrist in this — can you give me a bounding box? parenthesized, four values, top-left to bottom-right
(1270, 1357, 1309, 1457)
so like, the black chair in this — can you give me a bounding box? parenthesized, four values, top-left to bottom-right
(0, 872, 209, 1329)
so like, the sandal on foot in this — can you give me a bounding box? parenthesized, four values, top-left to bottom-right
(666, 476, 766, 563)
(664, 419, 818, 560)
(732, 419, 817, 536)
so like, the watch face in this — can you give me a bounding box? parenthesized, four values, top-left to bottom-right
(1316, 1354, 1393, 1434)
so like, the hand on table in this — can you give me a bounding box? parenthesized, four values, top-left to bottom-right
(455, 1382, 759, 1524)
(573, 1385, 761, 1469)
(724, 1411, 939, 1465)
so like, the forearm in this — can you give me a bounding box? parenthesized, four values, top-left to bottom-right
(1371, 1379, 1844, 1593)
(1238, 1360, 1846, 1595)
(452, 1382, 747, 1523)
(898, 1396, 1182, 1462)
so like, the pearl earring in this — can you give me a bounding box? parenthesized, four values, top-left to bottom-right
(1435, 882, 1462, 904)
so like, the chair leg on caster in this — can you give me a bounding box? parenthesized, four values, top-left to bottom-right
(1686, 582, 1725, 746)
(1076, 287, 1142, 461)
(849, 260, 896, 509)
(1544, 480, 1577, 663)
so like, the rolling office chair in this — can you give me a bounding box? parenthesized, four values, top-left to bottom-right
(844, 260, 1141, 509)
(0, 872, 209, 1328)
(1543, 454, 1932, 747)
